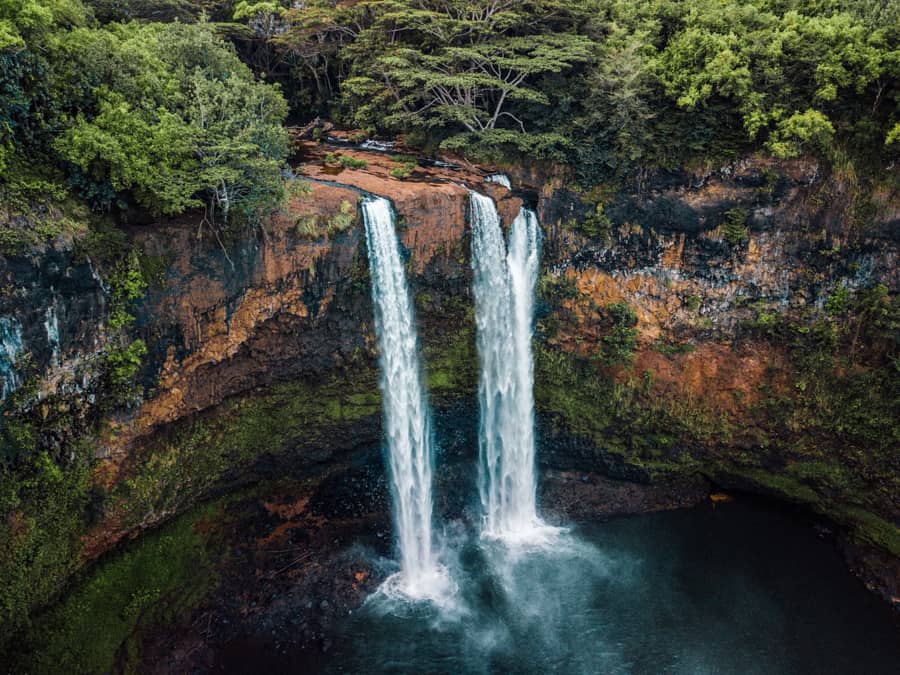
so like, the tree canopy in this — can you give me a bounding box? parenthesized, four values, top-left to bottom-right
(2, 0, 898, 216)
(1, 1, 288, 224)
(222, 0, 898, 183)
(340, 1, 593, 145)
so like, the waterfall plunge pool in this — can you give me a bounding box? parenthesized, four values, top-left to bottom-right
(16, 430, 897, 673)
(304, 503, 900, 675)
(216, 494, 900, 674)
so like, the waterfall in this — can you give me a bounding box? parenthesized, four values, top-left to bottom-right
(362, 197, 446, 600)
(485, 174, 512, 189)
(0, 316, 23, 401)
(45, 305, 60, 367)
(469, 192, 549, 541)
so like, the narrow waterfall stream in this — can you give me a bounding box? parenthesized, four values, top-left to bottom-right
(469, 191, 550, 541)
(361, 197, 446, 599)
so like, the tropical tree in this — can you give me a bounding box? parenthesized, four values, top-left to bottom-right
(50, 21, 289, 222)
(339, 0, 594, 147)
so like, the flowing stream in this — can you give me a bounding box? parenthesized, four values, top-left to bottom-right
(362, 197, 444, 599)
(469, 192, 549, 541)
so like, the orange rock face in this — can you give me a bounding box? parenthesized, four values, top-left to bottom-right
(119, 182, 361, 443)
(632, 342, 789, 415)
(99, 147, 527, 473)
(296, 142, 522, 272)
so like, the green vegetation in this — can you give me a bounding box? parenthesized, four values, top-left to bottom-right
(4, 1, 897, 238)
(2, 0, 897, 227)
(0, 438, 93, 647)
(341, 1, 592, 156)
(683, 294, 702, 312)
(0, 174, 89, 253)
(577, 202, 613, 239)
(111, 371, 381, 529)
(9, 503, 220, 674)
(324, 152, 368, 170)
(295, 215, 320, 238)
(598, 302, 638, 367)
(423, 303, 477, 397)
(535, 344, 727, 460)
(292, 195, 358, 239)
(1, 1, 288, 232)
(228, 0, 898, 185)
(327, 199, 357, 236)
(652, 338, 696, 357)
(390, 155, 417, 180)
(720, 208, 750, 246)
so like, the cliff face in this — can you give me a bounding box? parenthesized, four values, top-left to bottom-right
(115, 144, 523, 444)
(524, 155, 899, 604)
(0, 147, 523, 638)
(1, 146, 898, 640)
(83, 151, 526, 557)
(0, 239, 106, 432)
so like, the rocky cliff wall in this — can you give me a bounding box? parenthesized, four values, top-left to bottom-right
(1, 146, 897, 643)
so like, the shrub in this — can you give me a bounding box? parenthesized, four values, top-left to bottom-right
(339, 155, 368, 169)
(577, 202, 612, 238)
(721, 208, 749, 246)
(295, 215, 319, 238)
(390, 155, 417, 179)
(600, 302, 638, 367)
(323, 153, 368, 170)
(684, 294, 702, 311)
(390, 166, 412, 179)
(326, 199, 356, 236)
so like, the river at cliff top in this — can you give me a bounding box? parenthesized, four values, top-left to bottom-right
(217, 498, 899, 674)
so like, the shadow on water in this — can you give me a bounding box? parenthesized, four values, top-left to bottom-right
(316, 500, 899, 675)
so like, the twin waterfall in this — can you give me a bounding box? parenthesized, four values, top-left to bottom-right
(363, 183, 547, 601)
(469, 194, 544, 539)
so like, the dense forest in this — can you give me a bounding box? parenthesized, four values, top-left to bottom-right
(2, 0, 898, 236)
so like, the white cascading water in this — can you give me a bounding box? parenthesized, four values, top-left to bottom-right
(362, 197, 448, 600)
(469, 191, 551, 542)
(485, 173, 512, 189)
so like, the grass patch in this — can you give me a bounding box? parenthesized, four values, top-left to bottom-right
(841, 508, 900, 557)
(651, 338, 697, 356)
(724, 466, 824, 505)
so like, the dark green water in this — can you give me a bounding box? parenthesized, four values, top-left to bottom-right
(315, 500, 898, 674)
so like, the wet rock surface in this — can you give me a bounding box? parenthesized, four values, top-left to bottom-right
(541, 470, 709, 522)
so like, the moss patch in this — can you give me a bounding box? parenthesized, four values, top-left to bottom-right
(112, 371, 382, 529)
(840, 508, 900, 558)
(0, 364, 383, 648)
(423, 307, 477, 397)
(0, 444, 93, 646)
(8, 503, 220, 674)
(534, 345, 727, 457)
